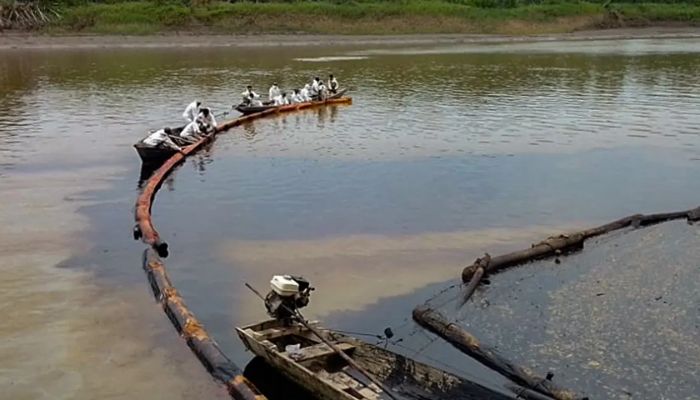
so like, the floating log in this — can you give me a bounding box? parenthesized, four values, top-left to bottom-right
(143, 248, 265, 400)
(462, 205, 700, 282)
(412, 305, 584, 400)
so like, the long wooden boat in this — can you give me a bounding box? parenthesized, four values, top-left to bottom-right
(133, 126, 191, 165)
(135, 89, 351, 165)
(235, 88, 348, 115)
(236, 319, 515, 400)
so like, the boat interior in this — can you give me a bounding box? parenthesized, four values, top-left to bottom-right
(240, 320, 391, 400)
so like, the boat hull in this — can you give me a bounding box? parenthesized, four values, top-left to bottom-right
(237, 322, 354, 400)
(134, 143, 177, 165)
(235, 88, 349, 115)
(236, 319, 514, 400)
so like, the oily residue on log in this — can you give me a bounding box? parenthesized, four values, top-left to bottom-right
(412, 205, 700, 400)
(462, 205, 700, 283)
(413, 306, 582, 400)
(143, 249, 265, 400)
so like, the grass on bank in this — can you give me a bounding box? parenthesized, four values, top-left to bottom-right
(49, 1, 700, 35)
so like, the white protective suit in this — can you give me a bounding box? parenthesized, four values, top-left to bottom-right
(317, 82, 328, 100)
(182, 100, 200, 122)
(179, 121, 201, 138)
(268, 85, 281, 101)
(143, 129, 181, 151)
(300, 85, 312, 102)
(241, 89, 260, 103)
(196, 110, 217, 133)
(272, 95, 289, 106)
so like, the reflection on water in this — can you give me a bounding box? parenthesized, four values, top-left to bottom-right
(1, 38, 700, 399)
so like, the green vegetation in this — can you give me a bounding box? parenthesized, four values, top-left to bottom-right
(23, 0, 700, 35)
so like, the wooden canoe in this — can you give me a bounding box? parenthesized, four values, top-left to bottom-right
(236, 319, 515, 400)
(133, 126, 188, 165)
(235, 88, 349, 115)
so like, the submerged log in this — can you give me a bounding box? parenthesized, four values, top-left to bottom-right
(412, 306, 583, 400)
(462, 205, 700, 282)
(143, 249, 265, 400)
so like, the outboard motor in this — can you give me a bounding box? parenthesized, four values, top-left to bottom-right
(264, 275, 314, 323)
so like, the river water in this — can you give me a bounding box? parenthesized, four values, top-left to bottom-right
(1, 37, 699, 399)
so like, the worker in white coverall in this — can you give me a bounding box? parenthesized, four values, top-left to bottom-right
(182, 100, 201, 123)
(300, 84, 312, 102)
(311, 77, 321, 97)
(179, 120, 202, 142)
(329, 74, 339, 94)
(196, 108, 217, 133)
(241, 86, 260, 104)
(268, 83, 281, 102)
(143, 128, 184, 153)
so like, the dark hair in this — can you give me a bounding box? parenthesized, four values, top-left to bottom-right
(164, 127, 172, 135)
(315, 77, 319, 81)
(247, 85, 252, 89)
(201, 108, 210, 116)
(273, 82, 278, 86)
(329, 74, 334, 78)
(196, 101, 201, 106)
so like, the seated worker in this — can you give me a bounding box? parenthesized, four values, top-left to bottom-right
(143, 127, 184, 153)
(268, 83, 281, 101)
(179, 120, 202, 142)
(328, 74, 339, 94)
(196, 107, 217, 133)
(241, 86, 259, 103)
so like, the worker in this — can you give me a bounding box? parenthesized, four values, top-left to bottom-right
(300, 84, 312, 102)
(241, 86, 259, 103)
(182, 100, 201, 123)
(248, 94, 263, 107)
(311, 77, 321, 97)
(143, 127, 184, 153)
(197, 107, 217, 133)
(290, 89, 302, 104)
(268, 83, 281, 101)
(329, 74, 339, 94)
(179, 120, 202, 141)
(274, 92, 293, 106)
(317, 80, 328, 100)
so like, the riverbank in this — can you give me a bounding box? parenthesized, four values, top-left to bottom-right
(3, 1, 700, 37)
(1, 26, 700, 49)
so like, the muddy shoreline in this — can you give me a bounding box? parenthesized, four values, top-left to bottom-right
(1, 27, 700, 49)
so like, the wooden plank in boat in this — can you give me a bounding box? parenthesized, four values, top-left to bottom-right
(291, 342, 356, 362)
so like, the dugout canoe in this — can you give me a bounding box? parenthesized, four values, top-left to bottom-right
(235, 88, 348, 115)
(133, 126, 190, 165)
(236, 319, 519, 400)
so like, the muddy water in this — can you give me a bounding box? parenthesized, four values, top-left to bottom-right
(1, 38, 699, 399)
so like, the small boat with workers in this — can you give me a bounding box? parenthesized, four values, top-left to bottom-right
(234, 88, 348, 116)
(134, 75, 350, 165)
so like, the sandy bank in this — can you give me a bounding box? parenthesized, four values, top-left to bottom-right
(0, 167, 224, 399)
(1, 27, 699, 50)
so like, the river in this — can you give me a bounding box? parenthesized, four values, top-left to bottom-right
(1, 37, 699, 399)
